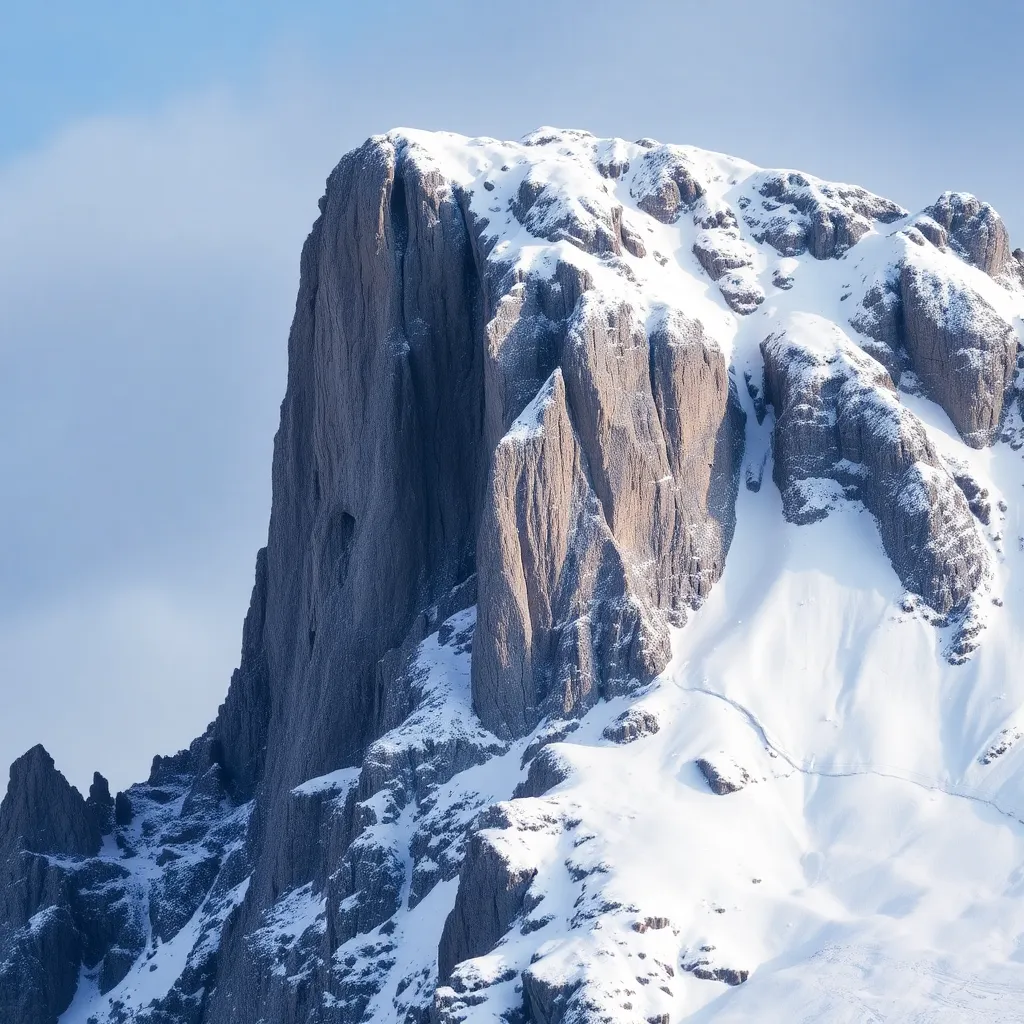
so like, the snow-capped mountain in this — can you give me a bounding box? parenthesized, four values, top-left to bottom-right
(3, 126, 1024, 1024)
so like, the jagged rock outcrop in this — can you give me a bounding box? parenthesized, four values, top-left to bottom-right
(696, 756, 752, 795)
(630, 144, 705, 223)
(602, 707, 660, 744)
(924, 191, 1011, 278)
(437, 814, 538, 984)
(742, 170, 906, 260)
(472, 369, 665, 739)
(0, 746, 100, 858)
(762, 320, 987, 615)
(2, 127, 1020, 1024)
(691, 204, 764, 314)
(898, 261, 1016, 446)
(0, 749, 137, 1024)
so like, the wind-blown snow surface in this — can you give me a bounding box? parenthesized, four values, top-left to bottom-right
(59, 129, 1024, 1022)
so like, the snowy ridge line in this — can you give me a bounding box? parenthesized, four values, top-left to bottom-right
(677, 681, 1024, 825)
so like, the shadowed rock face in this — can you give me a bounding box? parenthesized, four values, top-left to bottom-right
(0, 748, 148, 1024)
(0, 746, 100, 858)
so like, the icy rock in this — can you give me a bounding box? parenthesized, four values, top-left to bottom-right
(521, 966, 584, 1024)
(692, 219, 765, 315)
(848, 280, 906, 380)
(681, 957, 749, 985)
(512, 174, 631, 257)
(631, 146, 706, 223)
(514, 746, 574, 798)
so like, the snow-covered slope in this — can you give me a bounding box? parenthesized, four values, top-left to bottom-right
(3, 127, 1024, 1024)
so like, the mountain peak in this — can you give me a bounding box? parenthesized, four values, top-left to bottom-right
(3, 127, 1024, 1024)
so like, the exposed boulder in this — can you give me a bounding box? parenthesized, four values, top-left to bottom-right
(514, 746, 574, 799)
(692, 205, 765, 315)
(602, 708, 660, 744)
(696, 757, 751, 795)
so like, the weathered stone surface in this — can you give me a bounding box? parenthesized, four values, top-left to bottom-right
(437, 830, 537, 984)
(696, 757, 750, 795)
(521, 967, 583, 1024)
(848, 280, 906, 379)
(473, 369, 663, 738)
(631, 145, 706, 223)
(602, 708, 660, 744)
(86, 772, 115, 836)
(762, 324, 987, 614)
(513, 746, 574, 799)
(692, 209, 765, 315)
(899, 262, 1016, 446)
(924, 191, 1010, 277)
(0, 745, 99, 858)
(746, 171, 905, 259)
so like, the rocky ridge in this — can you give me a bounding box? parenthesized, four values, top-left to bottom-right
(1, 127, 1022, 1024)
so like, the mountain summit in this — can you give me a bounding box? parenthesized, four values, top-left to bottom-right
(4, 127, 1024, 1024)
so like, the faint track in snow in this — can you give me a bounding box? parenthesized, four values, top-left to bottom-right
(677, 683, 1024, 829)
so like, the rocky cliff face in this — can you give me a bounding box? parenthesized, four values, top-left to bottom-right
(2, 128, 1022, 1024)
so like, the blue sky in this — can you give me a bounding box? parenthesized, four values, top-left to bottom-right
(2, 0, 1022, 792)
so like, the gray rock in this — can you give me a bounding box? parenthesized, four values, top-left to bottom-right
(631, 146, 706, 223)
(437, 830, 537, 984)
(86, 772, 114, 836)
(0, 745, 99, 858)
(695, 757, 750, 795)
(602, 708, 660, 744)
(924, 192, 1010, 277)
(521, 967, 583, 1024)
(762, 328, 987, 615)
(513, 747, 574, 799)
(692, 219, 765, 315)
(748, 171, 905, 259)
(848, 280, 906, 380)
(899, 262, 1016, 446)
